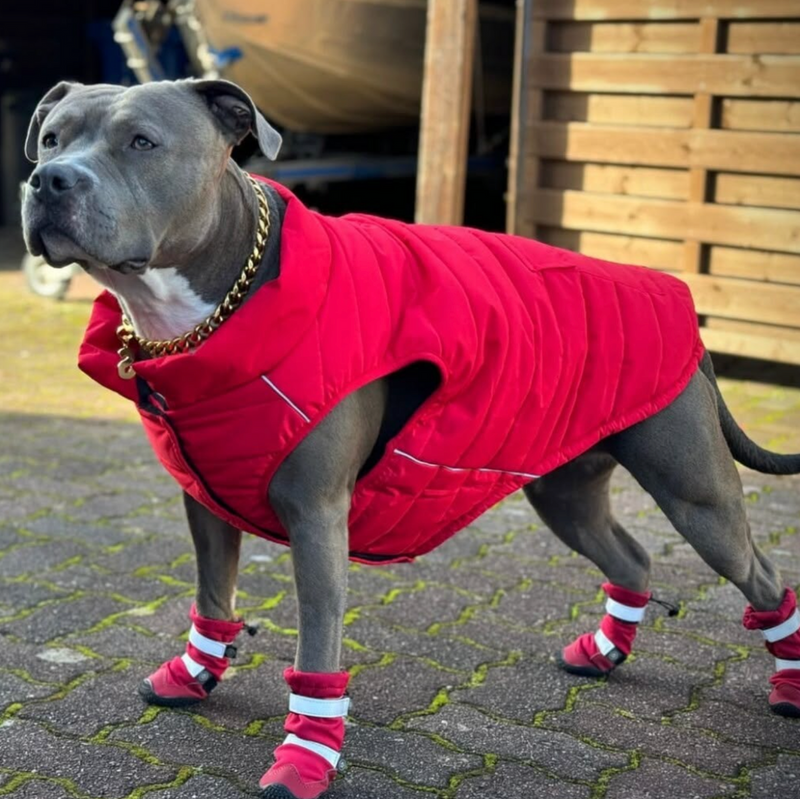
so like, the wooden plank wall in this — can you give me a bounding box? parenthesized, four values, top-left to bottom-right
(507, 0, 800, 365)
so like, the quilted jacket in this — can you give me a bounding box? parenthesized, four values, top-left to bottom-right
(78, 177, 704, 563)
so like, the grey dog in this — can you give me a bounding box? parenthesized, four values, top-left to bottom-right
(22, 79, 800, 798)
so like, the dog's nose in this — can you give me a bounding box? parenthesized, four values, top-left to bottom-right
(28, 163, 82, 202)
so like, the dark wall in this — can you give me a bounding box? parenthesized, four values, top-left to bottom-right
(0, 0, 121, 224)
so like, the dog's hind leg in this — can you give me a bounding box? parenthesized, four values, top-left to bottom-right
(138, 493, 245, 707)
(609, 370, 799, 716)
(524, 451, 654, 676)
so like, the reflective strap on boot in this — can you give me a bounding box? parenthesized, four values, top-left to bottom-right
(283, 733, 341, 769)
(289, 693, 350, 718)
(189, 625, 237, 659)
(181, 652, 206, 677)
(594, 629, 627, 665)
(761, 610, 800, 643)
(775, 658, 800, 672)
(606, 598, 647, 623)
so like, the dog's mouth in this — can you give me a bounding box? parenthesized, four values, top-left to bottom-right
(32, 225, 149, 274)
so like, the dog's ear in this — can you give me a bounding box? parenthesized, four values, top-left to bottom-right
(25, 81, 82, 163)
(192, 79, 282, 160)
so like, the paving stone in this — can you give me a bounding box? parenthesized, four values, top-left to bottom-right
(19, 665, 148, 736)
(0, 672, 59, 708)
(408, 703, 627, 781)
(0, 580, 67, 614)
(546, 705, 768, 776)
(343, 724, 483, 788)
(23, 515, 133, 546)
(110, 712, 271, 786)
(450, 654, 595, 722)
(348, 656, 454, 725)
(2, 595, 130, 644)
(0, 779, 81, 799)
(141, 774, 256, 798)
(0, 637, 99, 683)
(0, 540, 89, 578)
(603, 757, 736, 798)
(190, 657, 290, 730)
(582, 657, 711, 720)
(70, 623, 185, 664)
(750, 754, 800, 799)
(0, 719, 176, 797)
(454, 762, 590, 799)
(39, 563, 188, 603)
(343, 616, 495, 672)
(368, 585, 476, 631)
(328, 765, 432, 797)
(673, 698, 800, 750)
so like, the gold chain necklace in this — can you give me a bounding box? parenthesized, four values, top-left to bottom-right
(116, 176, 270, 380)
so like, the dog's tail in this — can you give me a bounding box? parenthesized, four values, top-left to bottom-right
(700, 351, 800, 475)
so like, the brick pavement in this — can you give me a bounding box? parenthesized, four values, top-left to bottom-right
(0, 267, 799, 798)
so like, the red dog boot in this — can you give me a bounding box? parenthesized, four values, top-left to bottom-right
(559, 582, 651, 677)
(139, 603, 244, 707)
(743, 587, 800, 718)
(260, 667, 350, 799)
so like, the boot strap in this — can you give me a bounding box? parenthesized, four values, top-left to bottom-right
(761, 610, 800, 643)
(189, 625, 237, 659)
(775, 657, 800, 672)
(594, 629, 627, 665)
(606, 598, 647, 623)
(289, 693, 350, 718)
(283, 733, 341, 768)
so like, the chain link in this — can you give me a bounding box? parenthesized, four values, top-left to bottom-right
(116, 177, 270, 379)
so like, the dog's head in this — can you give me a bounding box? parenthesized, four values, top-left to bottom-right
(21, 79, 281, 273)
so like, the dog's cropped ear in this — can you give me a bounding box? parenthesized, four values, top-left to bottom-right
(191, 79, 282, 160)
(25, 81, 82, 163)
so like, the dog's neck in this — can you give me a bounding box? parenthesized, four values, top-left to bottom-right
(91, 164, 275, 341)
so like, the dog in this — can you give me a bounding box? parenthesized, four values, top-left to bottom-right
(22, 78, 800, 799)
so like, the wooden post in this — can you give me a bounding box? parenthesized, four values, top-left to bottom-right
(415, 0, 478, 225)
(507, 0, 543, 237)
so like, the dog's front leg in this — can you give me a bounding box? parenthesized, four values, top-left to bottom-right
(260, 382, 385, 799)
(139, 493, 246, 707)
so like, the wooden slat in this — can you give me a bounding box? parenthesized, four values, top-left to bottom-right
(715, 174, 800, 211)
(532, 1, 800, 22)
(707, 317, 800, 342)
(709, 247, 800, 285)
(721, 99, 800, 132)
(727, 22, 800, 54)
(547, 22, 699, 53)
(540, 161, 688, 199)
(683, 17, 719, 274)
(679, 273, 800, 327)
(538, 227, 682, 270)
(415, 0, 477, 225)
(700, 328, 800, 365)
(527, 53, 800, 98)
(543, 92, 694, 127)
(524, 189, 800, 254)
(527, 122, 800, 176)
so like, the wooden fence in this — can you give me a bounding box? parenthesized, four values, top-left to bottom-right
(507, 0, 800, 364)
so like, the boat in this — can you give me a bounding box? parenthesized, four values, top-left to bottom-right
(193, 0, 514, 133)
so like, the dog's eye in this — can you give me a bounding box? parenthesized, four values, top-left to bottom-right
(41, 133, 58, 149)
(131, 136, 156, 151)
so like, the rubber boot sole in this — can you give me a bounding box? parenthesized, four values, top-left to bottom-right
(138, 679, 206, 708)
(260, 786, 303, 799)
(771, 701, 800, 718)
(556, 654, 612, 679)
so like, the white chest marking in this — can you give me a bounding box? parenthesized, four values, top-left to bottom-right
(92, 267, 217, 341)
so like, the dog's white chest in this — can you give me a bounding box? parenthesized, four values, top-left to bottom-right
(92, 267, 217, 341)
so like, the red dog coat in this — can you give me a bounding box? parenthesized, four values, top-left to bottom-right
(78, 177, 704, 563)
